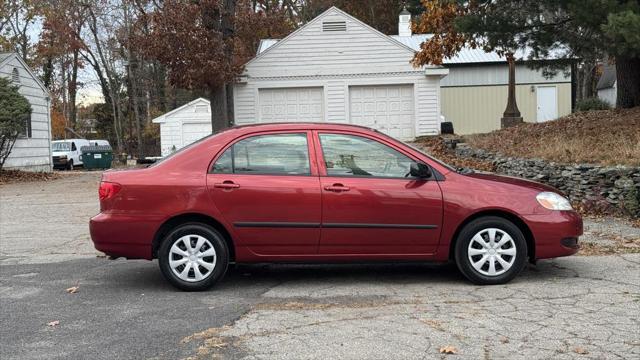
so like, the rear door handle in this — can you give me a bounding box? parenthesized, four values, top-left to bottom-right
(324, 184, 350, 192)
(214, 181, 240, 189)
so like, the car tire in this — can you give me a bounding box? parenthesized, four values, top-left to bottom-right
(158, 223, 229, 291)
(67, 160, 74, 171)
(454, 216, 527, 285)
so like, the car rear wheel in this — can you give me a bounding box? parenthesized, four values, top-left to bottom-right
(158, 223, 229, 291)
(454, 216, 527, 285)
(67, 160, 74, 171)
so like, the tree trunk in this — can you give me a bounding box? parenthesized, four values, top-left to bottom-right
(221, 0, 236, 127)
(225, 82, 234, 126)
(615, 55, 640, 108)
(42, 56, 54, 88)
(124, 0, 144, 158)
(69, 47, 79, 128)
(210, 84, 228, 132)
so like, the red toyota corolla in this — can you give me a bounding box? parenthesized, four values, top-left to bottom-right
(90, 123, 582, 291)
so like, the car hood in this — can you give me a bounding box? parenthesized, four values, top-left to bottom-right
(52, 151, 69, 156)
(464, 172, 562, 194)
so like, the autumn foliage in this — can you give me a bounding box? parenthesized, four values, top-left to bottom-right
(50, 108, 67, 139)
(411, 0, 475, 67)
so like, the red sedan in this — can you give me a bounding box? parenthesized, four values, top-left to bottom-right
(90, 123, 582, 291)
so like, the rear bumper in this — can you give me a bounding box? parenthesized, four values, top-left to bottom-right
(89, 212, 160, 260)
(523, 210, 583, 259)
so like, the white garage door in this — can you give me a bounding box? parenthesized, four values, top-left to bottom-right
(182, 122, 212, 147)
(259, 87, 324, 122)
(349, 85, 415, 140)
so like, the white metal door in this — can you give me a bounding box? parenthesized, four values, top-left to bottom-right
(349, 85, 415, 140)
(258, 87, 324, 122)
(536, 86, 558, 122)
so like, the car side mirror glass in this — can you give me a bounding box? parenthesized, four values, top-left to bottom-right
(410, 162, 432, 179)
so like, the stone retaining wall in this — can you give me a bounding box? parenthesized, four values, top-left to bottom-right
(454, 144, 640, 217)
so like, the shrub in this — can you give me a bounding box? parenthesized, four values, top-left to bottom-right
(575, 97, 611, 111)
(0, 77, 32, 171)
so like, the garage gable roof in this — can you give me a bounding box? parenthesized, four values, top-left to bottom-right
(244, 6, 417, 68)
(152, 97, 210, 124)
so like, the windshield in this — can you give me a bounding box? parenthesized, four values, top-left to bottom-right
(52, 142, 71, 151)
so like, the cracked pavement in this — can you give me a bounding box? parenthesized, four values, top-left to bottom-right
(1, 172, 639, 359)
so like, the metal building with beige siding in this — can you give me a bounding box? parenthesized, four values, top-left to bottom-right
(393, 35, 573, 135)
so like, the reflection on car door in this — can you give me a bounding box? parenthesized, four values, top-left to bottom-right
(316, 132, 443, 256)
(206, 131, 321, 256)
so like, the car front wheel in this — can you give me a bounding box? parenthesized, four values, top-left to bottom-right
(158, 223, 229, 291)
(454, 216, 527, 285)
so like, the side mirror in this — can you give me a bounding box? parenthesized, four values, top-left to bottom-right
(410, 162, 432, 179)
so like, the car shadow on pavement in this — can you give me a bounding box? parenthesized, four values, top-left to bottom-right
(44, 257, 585, 293)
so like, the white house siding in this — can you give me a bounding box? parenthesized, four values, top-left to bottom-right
(234, 8, 445, 139)
(441, 64, 572, 134)
(0, 55, 51, 172)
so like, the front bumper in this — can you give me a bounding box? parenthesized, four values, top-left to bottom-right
(90, 212, 159, 260)
(523, 210, 583, 259)
(53, 156, 68, 168)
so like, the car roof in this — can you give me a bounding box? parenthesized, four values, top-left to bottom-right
(226, 122, 380, 135)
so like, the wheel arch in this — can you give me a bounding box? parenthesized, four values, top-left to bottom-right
(152, 213, 235, 262)
(449, 210, 536, 263)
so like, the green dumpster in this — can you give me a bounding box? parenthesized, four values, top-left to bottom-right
(81, 145, 113, 170)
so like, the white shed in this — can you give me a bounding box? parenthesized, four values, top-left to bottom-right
(233, 7, 448, 140)
(152, 98, 212, 156)
(0, 53, 52, 172)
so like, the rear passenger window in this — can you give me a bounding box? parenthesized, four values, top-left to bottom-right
(212, 148, 232, 173)
(211, 133, 310, 175)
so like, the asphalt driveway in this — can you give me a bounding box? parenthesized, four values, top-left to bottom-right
(1, 172, 639, 359)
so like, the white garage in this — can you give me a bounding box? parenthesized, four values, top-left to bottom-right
(233, 7, 448, 140)
(152, 98, 212, 156)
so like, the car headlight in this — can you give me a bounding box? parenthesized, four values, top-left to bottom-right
(536, 192, 572, 210)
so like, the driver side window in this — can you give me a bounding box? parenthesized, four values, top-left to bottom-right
(319, 133, 414, 178)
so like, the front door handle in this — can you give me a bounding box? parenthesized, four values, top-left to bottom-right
(214, 181, 240, 189)
(324, 184, 350, 192)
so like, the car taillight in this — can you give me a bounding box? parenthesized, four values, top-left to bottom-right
(99, 181, 121, 200)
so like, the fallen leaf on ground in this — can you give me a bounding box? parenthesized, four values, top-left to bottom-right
(439, 345, 457, 354)
(573, 347, 589, 355)
(47, 320, 60, 327)
(66, 286, 79, 294)
(499, 336, 509, 344)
